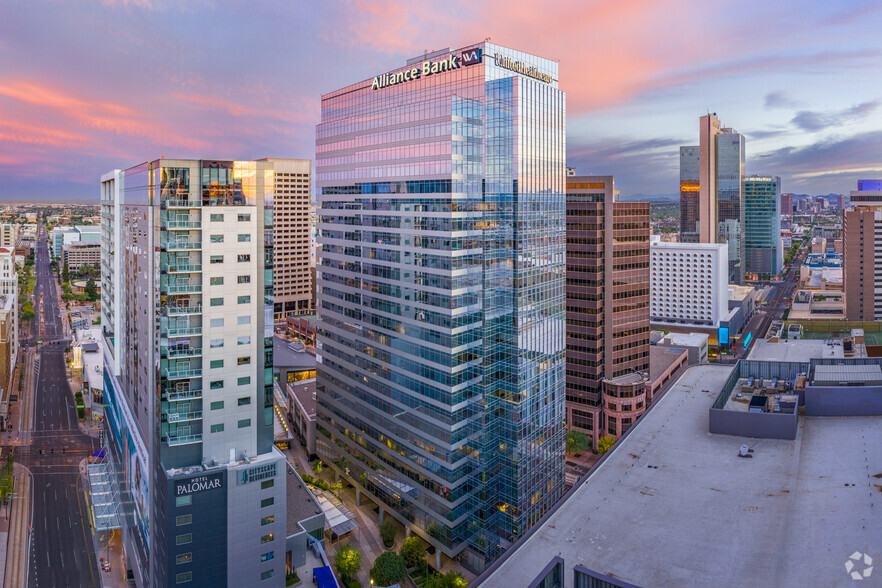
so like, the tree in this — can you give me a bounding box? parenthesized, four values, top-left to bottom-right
(84, 277, 98, 301)
(333, 543, 361, 582)
(399, 536, 424, 569)
(566, 430, 591, 454)
(370, 551, 407, 587)
(426, 570, 468, 588)
(597, 435, 616, 455)
(62, 260, 70, 284)
(313, 460, 323, 476)
(379, 516, 398, 548)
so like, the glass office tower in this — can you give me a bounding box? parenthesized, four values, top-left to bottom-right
(716, 128, 746, 284)
(744, 176, 782, 279)
(315, 43, 566, 571)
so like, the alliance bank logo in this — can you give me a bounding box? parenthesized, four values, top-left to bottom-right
(461, 48, 482, 66)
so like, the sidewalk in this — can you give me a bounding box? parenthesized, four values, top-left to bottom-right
(2, 463, 32, 588)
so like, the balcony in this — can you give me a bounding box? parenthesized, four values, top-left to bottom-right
(161, 198, 199, 209)
(164, 367, 202, 380)
(164, 434, 202, 446)
(165, 410, 203, 423)
(161, 263, 203, 273)
(164, 220, 202, 230)
(165, 283, 202, 294)
(164, 347, 202, 359)
(167, 326, 202, 337)
(163, 388, 203, 401)
(162, 241, 201, 251)
(165, 305, 202, 316)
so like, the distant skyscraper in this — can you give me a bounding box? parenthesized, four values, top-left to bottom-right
(744, 176, 782, 278)
(269, 158, 313, 321)
(679, 147, 700, 242)
(565, 175, 650, 448)
(679, 114, 745, 283)
(837, 194, 845, 210)
(101, 159, 287, 587)
(781, 192, 793, 215)
(315, 43, 565, 571)
(844, 180, 882, 320)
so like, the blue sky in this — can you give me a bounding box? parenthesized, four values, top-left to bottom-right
(1, 0, 881, 201)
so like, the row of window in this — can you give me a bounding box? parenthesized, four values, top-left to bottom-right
(205, 357, 251, 369)
(208, 276, 251, 285)
(209, 254, 251, 263)
(209, 213, 251, 222)
(209, 295, 251, 306)
(209, 234, 252, 243)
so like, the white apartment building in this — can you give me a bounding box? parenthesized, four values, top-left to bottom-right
(650, 241, 729, 328)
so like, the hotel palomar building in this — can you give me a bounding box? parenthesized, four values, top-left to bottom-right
(315, 43, 566, 570)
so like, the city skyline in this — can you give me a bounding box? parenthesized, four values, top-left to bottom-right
(1, 0, 881, 201)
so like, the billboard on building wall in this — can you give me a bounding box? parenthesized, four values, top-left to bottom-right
(104, 370, 150, 551)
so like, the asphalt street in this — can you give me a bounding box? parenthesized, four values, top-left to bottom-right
(735, 244, 806, 360)
(19, 223, 99, 588)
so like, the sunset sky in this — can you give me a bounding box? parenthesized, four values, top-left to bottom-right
(2, 0, 881, 201)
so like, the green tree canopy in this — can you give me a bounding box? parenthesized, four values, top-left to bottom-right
(370, 551, 407, 586)
(398, 536, 424, 569)
(379, 516, 398, 547)
(597, 435, 617, 455)
(84, 277, 98, 301)
(426, 570, 468, 588)
(333, 543, 361, 582)
(566, 429, 591, 454)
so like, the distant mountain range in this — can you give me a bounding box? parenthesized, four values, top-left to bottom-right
(616, 192, 845, 203)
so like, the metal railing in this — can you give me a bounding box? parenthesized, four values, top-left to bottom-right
(167, 326, 202, 337)
(161, 263, 202, 273)
(165, 283, 202, 294)
(164, 434, 203, 446)
(164, 347, 202, 359)
(164, 367, 203, 380)
(165, 411, 203, 423)
(163, 220, 202, 230)
(164, 388, 203, 401)
(162, 241, 201, 251)
(166, 305, 202, 316)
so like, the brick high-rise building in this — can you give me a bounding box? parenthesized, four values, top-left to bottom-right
(844, 180, 882, 320)
(781, 192, 793, 216)
(566, 175, 650, 448)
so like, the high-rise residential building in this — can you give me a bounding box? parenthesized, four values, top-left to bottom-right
(680, 114, 746, 283)
(315, 43, 565, 571)
(0, 249, 18, 390)
(781, 192, 793, 216)
(744, 176, 782, 279)
(100, 159, 287, 587)
(679, 146, 700, 241)
(268, 158, 313, 321)
(565, 175, 650, 448)
(844, 180, 882, 320)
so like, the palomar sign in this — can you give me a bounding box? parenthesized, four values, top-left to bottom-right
(175, 472, 224, 496)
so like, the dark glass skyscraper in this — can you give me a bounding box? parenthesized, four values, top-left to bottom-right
(315, 43, 566, 571)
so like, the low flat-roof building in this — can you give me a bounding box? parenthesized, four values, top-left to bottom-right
(655, 332, 708, 364)
(646, 346, 688, 404)
(477, 363, 882, 587)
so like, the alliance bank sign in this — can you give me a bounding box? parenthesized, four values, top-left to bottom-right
(371, 49, 482, 90)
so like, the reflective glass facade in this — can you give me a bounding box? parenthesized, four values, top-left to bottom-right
(744, 176, 782, 278)
(716, 130, 746, 284)
(315, 43, 565, 570)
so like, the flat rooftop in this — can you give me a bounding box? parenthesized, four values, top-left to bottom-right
(480, 364, 882, 588)
(649, 346, 686, 380)
(661, 332, 708, 347)
(274, 336, 317, 370)
(748, 338, 866, 362)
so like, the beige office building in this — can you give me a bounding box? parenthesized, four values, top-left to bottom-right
(844, 180, 882, 320)
(268, 158, 312, 321)
(63, 241, 101, 272)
